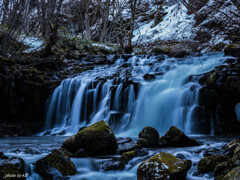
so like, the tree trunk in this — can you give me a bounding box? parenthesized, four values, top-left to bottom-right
(100, 0, 110, 43)
(84, 0, 91, 39)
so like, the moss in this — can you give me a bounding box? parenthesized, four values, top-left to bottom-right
(226, 44, 239, 49)
(28, 66, 44, 75)
(77, 120, 113, 136)
(0, 157, 25, 180)
(224, 139, 240, 156)
(222, 166, 240, 180)
(38, 149, 77, 176)
(137, 152, 189, 180)
(121, 150, 137, 162)
(206, 72, 218, 86)
(63, 120, 118, 156)
(198, 155, 230, 173)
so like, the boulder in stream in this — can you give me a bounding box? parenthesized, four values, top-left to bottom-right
(138, 126, 159, 148)
(198, 155, 230, 173)
(0, 157, 25, 179)
(62, 120, 118, 156)
(158, 126, 199, 148)
(35, 148, 77, 179)
(137, 152, 191, 180)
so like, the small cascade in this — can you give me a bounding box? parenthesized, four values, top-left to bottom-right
(44, 53, 230, 136)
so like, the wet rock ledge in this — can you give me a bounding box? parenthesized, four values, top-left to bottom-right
(0, 54, 120, 137)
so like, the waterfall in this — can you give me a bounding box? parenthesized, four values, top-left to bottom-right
(44, 53, 229, 136)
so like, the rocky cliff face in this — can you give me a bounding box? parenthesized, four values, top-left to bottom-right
(0, 54, 117, 136)
(191, 54, 240, 136)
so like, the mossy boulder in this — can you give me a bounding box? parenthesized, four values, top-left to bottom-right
(158, 126, 199, 148)
(121, 150, 137, 162)
(62, 120, 118, 156)
(137, 152, 191, 180)
(0, 157, 25, 180)
(223, 140, 240, 157)
(138, 126, 159, 147)
(198, 155, 230, 173)
(222, 166, 240, 180)
(35, 148, 77, 179)
(214, 161, 231, 179)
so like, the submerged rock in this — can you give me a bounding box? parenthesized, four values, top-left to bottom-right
(35, 148, 77, 179)
(198, 155, 230, 173)
(101, 159, 125, 171)
(138, 126, 159, 148)
(118, 138, 141, 154)
(137, 152, 191, 180)
(0, 157, 25, 179)
(62, 120, 118, 156)
(158, 126, 199, 148)
(121, 150, 137, 162)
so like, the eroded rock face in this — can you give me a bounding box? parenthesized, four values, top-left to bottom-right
(158, 126, 199, 148)
(0, 157, 25, 179)
(196, 58, 240, 136)
(35, 148, 77, 179)
(62, 120, 118, 156)
(138, 127, 159, 148)
(137, 152, 191, 180)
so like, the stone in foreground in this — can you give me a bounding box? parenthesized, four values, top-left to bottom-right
(0, 157, 25, 180)
(36, 148, 77, 179)
(137, 152, 191, 180)
(62, 120, 118, 156)
(197, 155, 230, 173)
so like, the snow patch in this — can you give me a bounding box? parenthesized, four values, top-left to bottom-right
(21, 37, 44, 53)
(133, 3, 195, 44)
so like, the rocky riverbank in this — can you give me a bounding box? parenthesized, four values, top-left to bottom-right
(1, 121, 240, 179)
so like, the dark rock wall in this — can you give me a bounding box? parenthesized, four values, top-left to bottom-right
(196, 57, 240, 135)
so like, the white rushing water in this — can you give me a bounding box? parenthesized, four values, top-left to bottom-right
(44, 53, 229, 136)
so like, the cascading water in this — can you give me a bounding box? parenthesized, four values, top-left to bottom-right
(44, 53, 229, 136)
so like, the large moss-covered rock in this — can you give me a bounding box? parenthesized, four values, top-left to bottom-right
(198, 155, 230, 173)
(137, 152, 191, 180)
(35, 148, 77, 179)
(138, 126, 159, 148)
(158, 126, 199, 148)
(222, 166, 240, 180)
(62, 120, 118, 156)
(0, 157, 25, 180)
